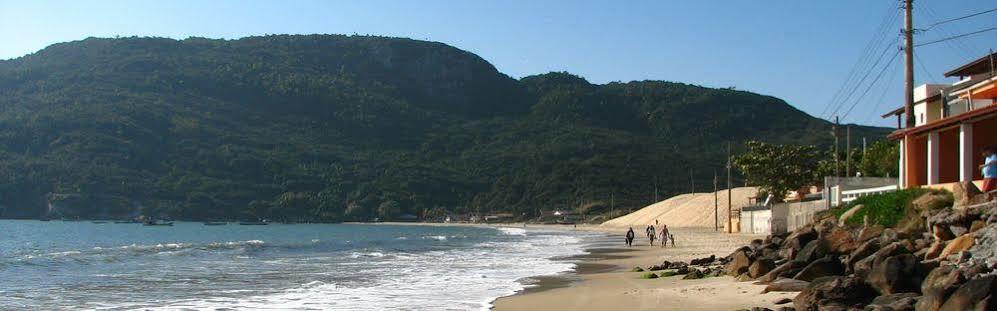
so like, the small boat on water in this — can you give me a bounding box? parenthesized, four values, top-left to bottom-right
(203, 222, 227, 226)
(143, 220, 174, 226)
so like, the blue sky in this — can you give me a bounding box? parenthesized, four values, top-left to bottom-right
(1, 0, 994, 127)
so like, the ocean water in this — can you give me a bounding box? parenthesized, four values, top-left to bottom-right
(0, 220, 598, 310)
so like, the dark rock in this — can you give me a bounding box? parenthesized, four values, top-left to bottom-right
(639, 272, 658, 279)
(938, 275, 995, 311)
(969, 220, 986, 233)
(825, 227, 859, 254)
(682, 269, 705, 280)
(795, 239, 829, 263)
(776, 307, 795, 311)
(793, 276, 876, 311)
(690, 255, 716, 266)
(749, 258, 777, 279)
(932, 224, 955, 241)
(727, 248, 754, 276)
(880, 229, 902, 245)
(846, 238, 881, 273)
(858, 225, 885, 243)
(759, 260, 807, 283)
(751, 239, 764, 250)
(783, 225, 818, 259)
(793, 256, 845, 282)
(924, 240, 946, 261)
(648, 265, 665, 271)
(631, 266, 644, 272)
(750, 308, 773, 311)
(866, 293, 919, 311)
(866, 253, 923, 295)
(762, 278, 810, 293)
(774, 297, 792, 305)
(915, 265, 964, 311)
(676, 265, 690, 275)
(854, 242, 910, 279)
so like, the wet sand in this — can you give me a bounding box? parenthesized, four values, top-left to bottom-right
(492, 227, 798, 311)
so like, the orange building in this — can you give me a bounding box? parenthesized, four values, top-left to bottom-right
(883, 52, 997, 188)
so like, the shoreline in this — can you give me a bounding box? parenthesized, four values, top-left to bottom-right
(493, 227, 798, 311)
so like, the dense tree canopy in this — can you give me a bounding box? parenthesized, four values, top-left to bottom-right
(0, 35, 890, 221)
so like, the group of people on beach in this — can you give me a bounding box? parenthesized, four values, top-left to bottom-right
(624, 220, 673, 247)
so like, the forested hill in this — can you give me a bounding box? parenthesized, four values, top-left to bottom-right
(0, 35, 889, 221)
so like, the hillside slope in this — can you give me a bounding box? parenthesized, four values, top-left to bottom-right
(0, 35, 889, 221)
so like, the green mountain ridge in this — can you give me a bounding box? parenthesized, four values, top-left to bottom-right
(0, 34, 889, 221)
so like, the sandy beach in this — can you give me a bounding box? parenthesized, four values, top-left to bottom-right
(493, 227, 798, 311)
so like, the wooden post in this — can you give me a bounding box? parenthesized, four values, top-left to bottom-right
(714, 169, 719, 231)
(726, 142, 733, 233)
(846, 125, 851, 177)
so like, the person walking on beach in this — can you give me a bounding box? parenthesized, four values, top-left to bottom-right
(625, 227, 635, 247)
(647, 226, 658, 246)
(660, 224, 670, 248)
(980, 146, 997, 192)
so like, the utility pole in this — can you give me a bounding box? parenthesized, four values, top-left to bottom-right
(714, 169, 719, 232)
(846, 125, 852, 177)
(611, 192, 615, 216)
(726, 142, 733, 233)
(690, 168, 695, 193)
(863, 137, 867, 157)
(903, 0, 915, 128)
(833, 116, 840, 177)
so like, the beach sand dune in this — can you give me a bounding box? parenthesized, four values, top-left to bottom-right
(601, 187, 757, 228)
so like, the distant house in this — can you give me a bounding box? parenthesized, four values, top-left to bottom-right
(883, 52, 997, 189)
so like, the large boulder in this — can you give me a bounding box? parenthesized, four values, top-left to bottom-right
(846, 238, 881, 273)
(726, 248, 754, 276)
(938, 275, 995, 311)
(762, 278, 811, 293)
(866, 253, 924, 295)
(783, 225, 818, 259)
(915, 265, 965, 311)
(952, 180, 983, 208)
(838, 204, 865, 225)
(825, 227, 859, 254)
(858, 225, 885, 243)
(793, 276, 877, 311)
(937, 233, 974, 260)
(865, 293, 919, 311)
(749, 258, 777, 279)
(923, 240, 947, 261)
(854, 242, 910, 279)
(759, 260, 808, 283)
(793, 256, 845, 282)
(795, 239, 829, 263)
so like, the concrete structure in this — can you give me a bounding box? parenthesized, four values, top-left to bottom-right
(884, 52, 997, 188)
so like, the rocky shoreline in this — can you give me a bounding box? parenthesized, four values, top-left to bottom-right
(718, 183, 997, 311)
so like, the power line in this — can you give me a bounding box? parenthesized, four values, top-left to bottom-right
(915, 26, 997, 47)
(819, 6, 900, 120)
(921, 7, 997, 30)
(863, 66, 900, 125)
(827, 43, 897, 119)
(841, 51, 901, 120)
(921, 5, 980, 58)
(914, 52, 938, 83)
